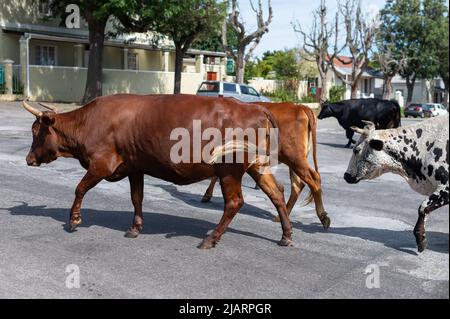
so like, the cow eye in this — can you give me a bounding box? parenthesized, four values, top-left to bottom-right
(353, 148, 360, 155)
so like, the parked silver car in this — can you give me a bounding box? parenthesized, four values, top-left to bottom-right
(196, 81, 271, 103)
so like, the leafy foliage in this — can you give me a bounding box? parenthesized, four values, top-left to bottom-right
(115, 0, 226, 93)
(329, 85, 346, 103)
(379, 0, 448, 93)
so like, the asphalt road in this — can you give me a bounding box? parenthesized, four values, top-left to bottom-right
(0, 102, 448, 299)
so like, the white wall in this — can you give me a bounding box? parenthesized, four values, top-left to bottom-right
(392, 76, 428, 103)
(29, 66, 203, 102)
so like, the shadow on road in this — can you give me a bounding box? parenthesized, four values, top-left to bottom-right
(5, 202, 278, 245)
(318, 142, 351, 149)
(296, 221, 449, 255)
(155, 183, 275, 221)
(152, 185, 449, 255)
(4, 199, 448, 255)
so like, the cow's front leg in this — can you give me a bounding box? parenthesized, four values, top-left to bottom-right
(125, 173, 144, 238)
(69, 171, 103, 231)
(414, 186, 449, 252)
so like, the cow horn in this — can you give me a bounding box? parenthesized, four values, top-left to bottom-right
(351, 126, 367, 135)
(38, 102, 58, 113)
(361, 120, 376, 132)
(22, 100, 43, 118)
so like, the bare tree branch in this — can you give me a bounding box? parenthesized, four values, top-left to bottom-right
(224, 0, 273, 83)
(330, 0, 378, 98)
(293, 0, 337, 103)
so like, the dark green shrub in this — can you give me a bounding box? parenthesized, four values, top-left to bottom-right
(329, 85, 346, 103)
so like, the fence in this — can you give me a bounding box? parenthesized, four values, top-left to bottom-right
(0, 65, 22, 95)
(12, 65, 22, 94)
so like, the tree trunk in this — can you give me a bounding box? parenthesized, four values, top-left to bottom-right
(235, 48, 245, 84)
(174, 45, 184, 94)
(406, 75, 416, 104)
(351, 82, 359, 99)
(320, 74, 328, 103)
(383, 76, 394, 100)
(425, 79, 435, 103)
(82, 19, 106, 104)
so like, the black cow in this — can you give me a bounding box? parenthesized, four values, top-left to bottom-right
(318, 98, 402, 148)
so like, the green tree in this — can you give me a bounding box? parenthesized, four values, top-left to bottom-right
(117, 0, 226, 94)
(193, 23, 238, 53)
(437, 17, 449, 106)
(380, 0, 448, 103)
(271, 50, 299, 80)
(50, 0, 124, 103)
(423, 0, 449, 105)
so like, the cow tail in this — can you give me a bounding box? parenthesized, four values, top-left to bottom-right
(208, 108, 279, 167)
(304, 106, 320, 174)
(300, 106, 321, 207)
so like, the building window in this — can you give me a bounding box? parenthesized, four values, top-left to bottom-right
(35, 45, 57, 66)
(204, 56, 217, 65)
(127, 52, 138, 70)
(38, 0, 51, 16)
(364, 79, 370, 93)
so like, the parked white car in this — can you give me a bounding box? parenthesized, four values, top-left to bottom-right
(424, 103, 449, 117)
(196, 81, 271, 103)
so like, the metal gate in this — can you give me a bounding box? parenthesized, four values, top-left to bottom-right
(12, 65, 22, 94)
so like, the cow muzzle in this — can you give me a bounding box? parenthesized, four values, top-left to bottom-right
(26, 154, 40, 167)
(344, 173, 359, 184)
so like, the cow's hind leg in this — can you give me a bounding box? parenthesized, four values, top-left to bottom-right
(414, 186, 449, 252)
(247, 167, 293, 246)
(273, 168, 305, 222)
(125, 173, 145, 238)
(198, 170, 245, 249)
(292, 162, 331, 230)
(201, 176, 218, 203)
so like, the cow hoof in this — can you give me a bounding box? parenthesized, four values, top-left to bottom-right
(197, 237, 217, 249)
(273, 215, 281, 223)
(417, 238, 428, 253)
(124, 228, 140, 238)
(278, 237, 294, 247)
(68, 219, 82, 232)
(321, 216, 331, 230)
(201, 195, 212, 203)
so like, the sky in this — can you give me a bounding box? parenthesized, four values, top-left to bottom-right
(236, 0, 391, 58)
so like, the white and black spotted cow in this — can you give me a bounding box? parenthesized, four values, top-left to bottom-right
(344, 115, 449, 252)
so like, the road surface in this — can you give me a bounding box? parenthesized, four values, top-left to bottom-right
(0, 102, 447, 298)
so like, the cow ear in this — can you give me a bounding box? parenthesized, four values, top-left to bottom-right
(41, 114, 56, 126)
(369, 139, 384, 151)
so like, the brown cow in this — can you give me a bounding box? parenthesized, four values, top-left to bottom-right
(22, 94, 293, 249)
(201, 102, 330, 229)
